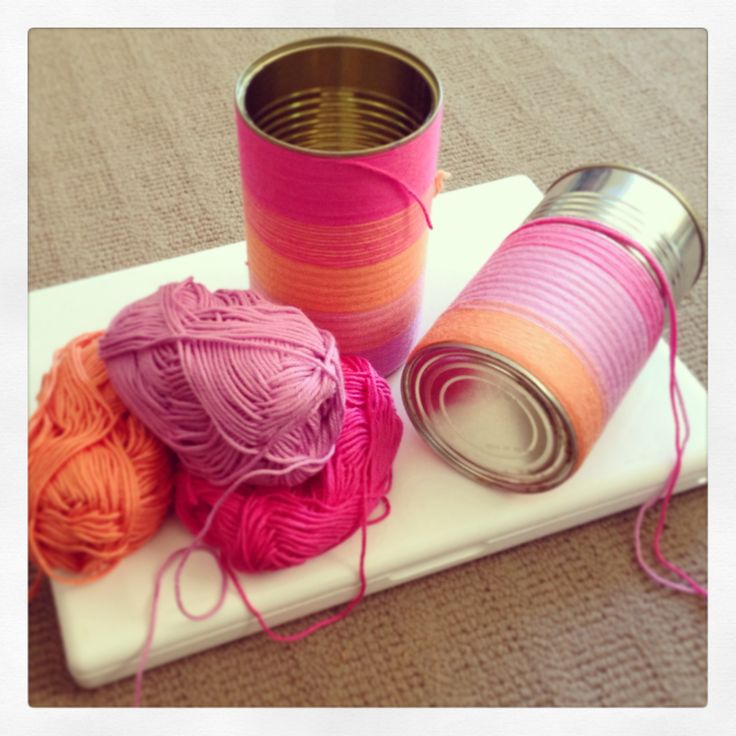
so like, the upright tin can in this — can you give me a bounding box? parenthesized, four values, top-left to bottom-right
(401, 164, 705, 492)
(235, 37, 443, 376)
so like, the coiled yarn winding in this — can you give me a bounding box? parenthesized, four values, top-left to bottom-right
(175, 354, 403, 571)
(99, 279, 345, 489)
(28, 332, 174, 590)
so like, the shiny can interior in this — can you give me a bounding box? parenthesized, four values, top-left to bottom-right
(236, 37, 442, 155)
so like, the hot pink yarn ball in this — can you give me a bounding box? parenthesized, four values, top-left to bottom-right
(174, 355, 403, 571)
(99, 279, 345, 488)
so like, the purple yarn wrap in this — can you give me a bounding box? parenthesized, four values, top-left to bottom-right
(99, 279, 345, 488)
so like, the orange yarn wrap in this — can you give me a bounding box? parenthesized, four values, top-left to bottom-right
(28, 332, 174, 598)
(246, 227, 429, 314)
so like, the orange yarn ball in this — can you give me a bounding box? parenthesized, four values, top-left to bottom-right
(28, 331, 174, 591)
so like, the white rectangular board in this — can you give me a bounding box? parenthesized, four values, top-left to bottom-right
(28, 176, 707, 688)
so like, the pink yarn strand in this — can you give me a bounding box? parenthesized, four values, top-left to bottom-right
(134, 463, 312, 707)
(134, 478, 374, 706)
(225, 487, 370, 644)
(527, 217, 706, 598)
(340, 159, 434, 230)
(133, 543, 228, 707)
(132, 354, 402, 706)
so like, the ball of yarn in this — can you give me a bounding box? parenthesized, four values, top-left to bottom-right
(28, 332, 174, 584)
(174, 355, 403, 571)
(99, 279, 345, 489)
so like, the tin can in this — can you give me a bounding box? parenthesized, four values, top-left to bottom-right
(235, 36, 442, 156)
(401, 164, 705, 492)
(527, 165, 705, 305)
(235, 37, 443, 376)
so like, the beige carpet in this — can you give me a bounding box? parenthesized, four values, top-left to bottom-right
(28, 28, 707, 707)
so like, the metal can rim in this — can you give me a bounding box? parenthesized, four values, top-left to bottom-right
(546, 163, 706, 285)
(401, 340, 578, 492)
(234, 35, 443, 158)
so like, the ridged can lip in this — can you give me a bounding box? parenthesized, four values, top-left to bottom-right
(401, 342, 578, 493)
(543, 163, 706, 288)
(234, 36, 443, 158)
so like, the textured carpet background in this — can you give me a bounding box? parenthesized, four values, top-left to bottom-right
(28, 28, 707, 707)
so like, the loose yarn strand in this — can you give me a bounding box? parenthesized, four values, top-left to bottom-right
(134, 452, 327, 706)
(135, 405, 343, 700)
(339, 159, 434, 230)
(133, 538, 232, 706)
(526, 217, 707, 597)
(225, 484, 371, 644)
(132, 353, 402, 706)
(134, 482, 373, 707)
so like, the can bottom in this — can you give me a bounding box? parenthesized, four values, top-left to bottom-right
(401, 343, 577, 492)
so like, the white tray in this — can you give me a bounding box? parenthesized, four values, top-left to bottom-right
(28, 176, 707, 688)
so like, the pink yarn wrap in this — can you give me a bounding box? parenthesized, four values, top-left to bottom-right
(236, 111, 442, 227)
(99, 279, 345, 489)
(451, 220, 665, 417)
(174, 354, 403, 571)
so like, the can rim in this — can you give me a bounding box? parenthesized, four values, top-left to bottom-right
(235, 36, 443, 158)
(401, 341, 578, 492)
(546, 163, 706, 284)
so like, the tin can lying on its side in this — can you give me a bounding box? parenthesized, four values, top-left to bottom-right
(401, 164, 705, 492)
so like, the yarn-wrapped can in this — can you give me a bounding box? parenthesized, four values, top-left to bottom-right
(174, 355, 403, 571)
(401, 165, 705, 492)
(28, 332, 175, 589)
(99, 279, 345, 489)
(235, 37, 443, 377)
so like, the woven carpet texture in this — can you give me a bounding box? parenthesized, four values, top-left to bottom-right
(28, 29, 707, 707)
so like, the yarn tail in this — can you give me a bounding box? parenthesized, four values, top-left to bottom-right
(633, 323, 707, 597)
(228, 520, 368, 642)
(547, 217, 706, 597)
(341, 159, 436, 230)
(133, 484, 375, 706)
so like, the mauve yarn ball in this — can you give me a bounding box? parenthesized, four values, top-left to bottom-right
(174, 355, 403, 571)
(99, 279, 345, 488)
